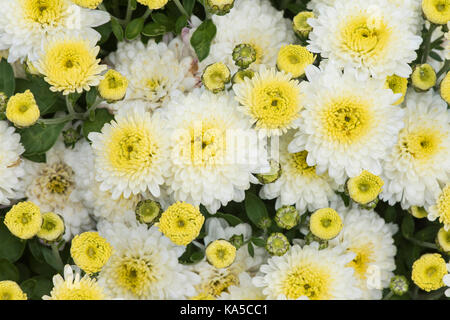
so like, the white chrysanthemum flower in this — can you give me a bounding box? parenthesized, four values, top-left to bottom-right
(197, 0, 295, 74)
(218, 272, 265, 300)
(97, 221, 200, 300)
(0, 121, 25, 205)
(307, 0, 422, 79)
(107, 38, 197, 112)
(0, 0, 110, 62)
(22, 139, 94, 240)
(89, 103, 170, 200)
(162, 89, 268, 213)
(380, 90, 450, 209)
(253, 242, 362, 300)
(190, 217, 266, 299)
(260, 131, 338, 214)
(329, 205, 397, 300)
(288, 64, 404, 185)
(307, 0, 423, 34)
(233, 67, 303, 137)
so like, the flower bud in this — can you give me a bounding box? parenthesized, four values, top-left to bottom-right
(293, 11, 314, 39)
(409, 206, 428, 219)
(258, 217, 272, 229)
(229, 234, 244, 250)
(6, 90, 40, 128)
(206, 0, 235, 16)
(37, 212, 65, 243)
(98, 69, 128, 102)
(206, 239, 236, 268)
(255, 160, 281, 184)
(275, 205, 300, 230)
(389, 275, 409, 296)
(202, 63, 231, 93)
(63, 128, 81, 148)
(412, 64, 436, 91)
(231, 69, 255, 84)
(265, 233, 290, 256)
(232, 44, 257, 69)
(436, 227, 450, 254)
(135, 200, 161, 225)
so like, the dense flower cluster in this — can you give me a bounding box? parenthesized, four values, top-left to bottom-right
(0, 0, 448, 301)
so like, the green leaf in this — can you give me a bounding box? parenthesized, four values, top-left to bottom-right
(214, 213, 243, 227)
(95, 21, 112, 45)
(415, 225, 440, 242)
(28, 238, 44, 263)
(16, 263, 31, 282)
(125, 18, 145, 40)
(401, 214, 415, 239)
(183, 0, 195, 15)
(30, 276, 53, 300)
(151, 12, 173, 29)
(19, 122, 67, 157)
(244, 191, 269, 228)
(23, 153, 46, 163)
(85, 87, 98, 108)
(247, 242, 254, 257)
(190, 251, 204, 263)
(0, 259, 19, 282)
(130, 0, 137, 10)
(384, 207, 397, 223)
(41, 247, 63, 272)
(251, 237, 266, 247)
(429, 51, 443, 62)
(175, 15, 188, 34)
(111, 18, 124, 41)
(142, 22, 166, 37)
(0, 219, 26, 263)
(15, 77, 59, 115)
(82, 108, 114, 140)
(0, 58, 15, 97)
(20, 279, 37, 298)
(190, 19, 217, 61)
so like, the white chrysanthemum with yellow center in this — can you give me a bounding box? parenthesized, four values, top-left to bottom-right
(233, 67, 303, 136)
(253, 243, 362, 300)
(289, 64, 404, 185)
(163, 89, 268, 213)
(0, 0, 109, 62)
(307, 0, 422, 79)
(22, 139, 94, 240)
(89, 104, 170, 200)
(329, 205, 397, 299)
(107, 39, 197, 112)
(380, 90, 450, 209)
(0, 121, 25, 205)
(196, 0, 295, 74)
(260, 131, 338, 214)
(98, 221, 200, 300)
(43, 265, 107, 300)
(36, 36, 106, 94)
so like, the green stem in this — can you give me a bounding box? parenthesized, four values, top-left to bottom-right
(51, 244, 64, 273)
(173, 0, 189, 18)
(405, 236, 438, 250)
(83, 97, 103, 118)
(125, 0, 134, 24)
(37, 114, 76, 125)
(142, 8, 152, 20)
(422, 24, 438, 64)
(65, 95, 76, 115)
(436, 60, 450, 79)
(382, 291, 394, 300)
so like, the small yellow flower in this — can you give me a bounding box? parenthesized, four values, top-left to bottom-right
(137, 0, 169, 10)
(98, 69, 128, 102)
(409, 206, 428, 219)
(202, 62, 231, 93)
(347, 171, 384, 205)
(206, 239, 236, 269)
(309, 208, 343, 240)
(412, 64, 436, 91)
(436, 227, 450, 253)
(70, 0, 103, 8)
(422, 0, 450, 24)
(70, 231, 113, 274)
(6, 90, 40, 127)
(277, 45, 315, 78)
(0, 281, 27, 300)
(411, 253, 447, 291)
(440, 72, 450, 104)
(385, 74, 408, 105)
(293, 11, 314, 38)
(37, 212, 65, 242)
(4, 201, 42, 240)
(158, 202, 205, 246)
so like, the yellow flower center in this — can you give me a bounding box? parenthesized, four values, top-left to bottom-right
(40, 162, 74, 195)
(113, 256, 157, 297)
(340, 15, 391, 61)
(206, 240, 237, 269)
(347, 244, 374, 279)
(108, 125, 157, 173)
(277, 45, 316, 78)
(322, 96, 373, 145)
(399, 127, 443, 162)
(282, 263, 331, 300)
(288, 151, 317, 178)
(249, 79, 301, 131)
(347, 170, 384, 204)
(23, 0, 65, 25)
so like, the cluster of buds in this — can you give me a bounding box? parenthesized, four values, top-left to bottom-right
(135, 199, 162, 226)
